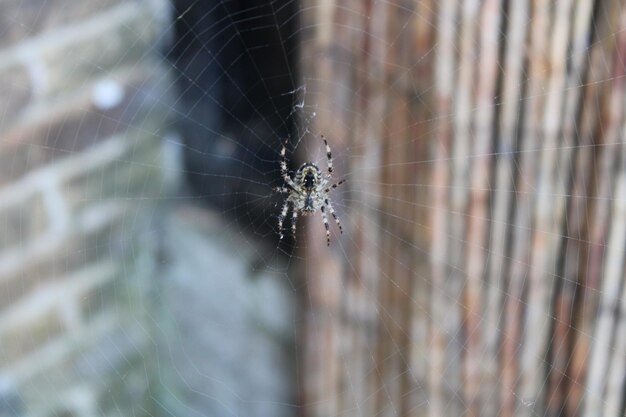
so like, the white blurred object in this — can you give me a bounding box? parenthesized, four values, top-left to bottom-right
(91, 79, 124, 110)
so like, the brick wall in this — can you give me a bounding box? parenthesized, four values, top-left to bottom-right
(0, 1, 172, 416)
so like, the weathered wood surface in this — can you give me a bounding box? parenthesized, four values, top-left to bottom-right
(299, 1, 626, 416)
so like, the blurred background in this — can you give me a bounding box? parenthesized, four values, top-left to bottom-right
(0, 1, 625, 417)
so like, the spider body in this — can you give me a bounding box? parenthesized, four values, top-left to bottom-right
(296, 163, 321, 212)
(275, 136, 345, 245)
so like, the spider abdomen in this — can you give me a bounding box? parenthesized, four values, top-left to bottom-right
(297, 163, 321, 191)
(304, 172, 316, 189)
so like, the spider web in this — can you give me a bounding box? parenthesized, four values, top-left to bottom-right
(1, 1, 626, 417)
(156, 1, 626, 415)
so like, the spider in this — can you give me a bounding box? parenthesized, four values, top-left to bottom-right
(274, 135, 345, 246)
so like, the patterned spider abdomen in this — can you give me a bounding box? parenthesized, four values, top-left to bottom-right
(298, 163, 320, 190)
(304, 171, 316, 189)
(295, 163, 322, 213)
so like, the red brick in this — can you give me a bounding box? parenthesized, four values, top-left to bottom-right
(0, 191, 47, 251)
(62, 139, 163, 213)
(11, 320, 150, 416)
(0, 0, 123, 48)
(0, 63, 32, 131)
(0, 216, 128, 310)
(0, 68, 168, 185)
(0, 309, 65, 366)
(14, 321, 151, 416)
(79, 274, 122, 322)
(43, 5, 160, 95)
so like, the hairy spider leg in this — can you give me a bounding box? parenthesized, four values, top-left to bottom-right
(321, 134, 333, 175)
(273, 186, 290, 193)
(277, 200, 289, 240)
(320, 205, 331, 246)
(325, 198, 343, 234)
(291, 209, 298, 238)
(280, 139, 298, 190)
(325, 179, 346, 193)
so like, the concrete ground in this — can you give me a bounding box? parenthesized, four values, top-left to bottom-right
(153, 203, 297, 417)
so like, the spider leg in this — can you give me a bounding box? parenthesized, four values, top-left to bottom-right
(273, 186, 290, 193)
(320, 205, 331, 246)
(321, 134, 333, 175)
(325, 198, 343, 234)
(324, 179, 346, 193)
(291, 209, 298, 239)
(277, 200, 289, 241)
(280, 138, 298, 190)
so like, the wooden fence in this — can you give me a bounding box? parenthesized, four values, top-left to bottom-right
(298, 1, 626, 416)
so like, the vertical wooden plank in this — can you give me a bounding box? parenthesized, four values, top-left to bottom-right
(429, 1, 458, 416)
(501, 1, 551, 415)
(408, 1, 436, 416)
(369, 3, 403, 415)
(317, 1, 353, 412)
(583, 20, 626, 415)
(376, 2, 422, 416)
(463, 0, 501, 415)
(375, 94, 401, 417)
(585, 136, 626, 417)
(483, 2, 528, 416)
(337, 1, 376, 415)
(546, 2, 596, 416)
(395, 4, 423, 413)
(566, 3, 624, 415)
(602, 261, 626, 417)
(344, 1, 388, 415)
(519, 0, 575, 414)
(449, 1, 481, 415)
(298, 1, 346, 416)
